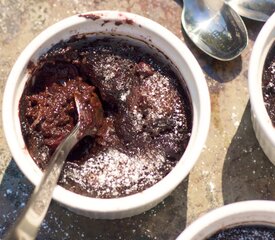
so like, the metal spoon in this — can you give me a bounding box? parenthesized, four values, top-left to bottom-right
(181, 0, 248, 61)
(4, 93, 103, 240)
(225, 0, 275, 22)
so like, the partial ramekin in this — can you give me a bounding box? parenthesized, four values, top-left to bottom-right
(177, 201, 275, 239)
(2, 11, 210, 219)
(249, 13, 275, 164)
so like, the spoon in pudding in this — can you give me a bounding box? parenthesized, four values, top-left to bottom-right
(4, 92, 103, 240)
(181, 0, 248, 61)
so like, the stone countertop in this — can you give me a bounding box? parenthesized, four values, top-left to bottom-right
(0, 1, 274, 239)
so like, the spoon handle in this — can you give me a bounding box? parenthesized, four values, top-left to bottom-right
(4, 124, 80, 240)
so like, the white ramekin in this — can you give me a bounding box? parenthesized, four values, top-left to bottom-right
(2, 11, 210, 219)
(177, 201, 275, 239)
(249, 13, 275, 164)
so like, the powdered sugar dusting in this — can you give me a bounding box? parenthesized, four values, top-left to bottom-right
(61, 147, 175, 198)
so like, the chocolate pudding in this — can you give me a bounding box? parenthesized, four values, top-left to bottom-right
(262, 43, 275, 125)
(208, 225, 275, 240)
(19, 36, 192, 198)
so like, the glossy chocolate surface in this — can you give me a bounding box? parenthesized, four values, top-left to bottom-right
(19, 36, 192, 198)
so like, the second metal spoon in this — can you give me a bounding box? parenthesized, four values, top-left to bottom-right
(225, 0, 275, 22)
(182, 0, 248, 61)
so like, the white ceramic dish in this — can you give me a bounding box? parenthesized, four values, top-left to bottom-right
(249, 12, 275, 165)
(177, 200, 275, 239)
(2, 11, 210, 219)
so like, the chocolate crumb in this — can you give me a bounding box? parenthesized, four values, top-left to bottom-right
(125, 19, 134, 25)
(79, 13, 100, 21)
(101, 20, 110, 26)
(115, 21, 123, 26)
(26, 60, 36, 74)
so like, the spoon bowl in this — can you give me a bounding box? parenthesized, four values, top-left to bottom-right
(182, 0, 248, 61)
(226, 0, 275, 22)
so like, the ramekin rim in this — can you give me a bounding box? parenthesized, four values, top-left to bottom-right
(2, 10, 210, 215)
(248, 13, 275, 146)
(177, 200, 275, 240)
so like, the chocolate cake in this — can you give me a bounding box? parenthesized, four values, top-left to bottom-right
(19, 36, 193, 198)
(208, 225, 275, 240)
(262, 43, 275, 125)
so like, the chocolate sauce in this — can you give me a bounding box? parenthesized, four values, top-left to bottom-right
(208, 225, 275, 240)
(262, 43, 275, 125)
(19, 36, 192, 198)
